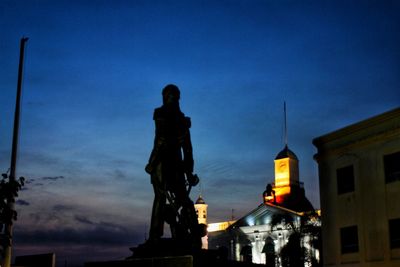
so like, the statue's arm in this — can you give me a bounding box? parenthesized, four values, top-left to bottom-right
(182, 116, 194, 174)
(145, 109, 166, 174)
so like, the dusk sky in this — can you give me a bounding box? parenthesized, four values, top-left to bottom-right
(1, 0, 399, 266)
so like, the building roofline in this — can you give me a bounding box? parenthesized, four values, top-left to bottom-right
(264, 202, 304, 216)
(312, 107, 400, 148)
(229, 202, 305, 228)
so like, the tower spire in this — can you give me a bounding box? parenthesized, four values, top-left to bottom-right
(198, 179, 203, 197)
(284, 101, 288, 147)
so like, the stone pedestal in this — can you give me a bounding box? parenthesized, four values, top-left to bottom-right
(85, 240, 261, 267)
(85, 255, 262, 267)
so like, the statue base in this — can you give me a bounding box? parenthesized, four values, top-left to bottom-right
(85, 239, 261, 267)
(128, 238, 199, 259)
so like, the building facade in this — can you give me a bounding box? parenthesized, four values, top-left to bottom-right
(313, 107, 400, 267)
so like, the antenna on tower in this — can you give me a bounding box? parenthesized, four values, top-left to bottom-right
(284, 101, 288, 147)
(198, 179, 203, 197)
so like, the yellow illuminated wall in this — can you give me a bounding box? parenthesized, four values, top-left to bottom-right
(274, 158, 291, 187)
(274, 157, 299, 198)
(207, 221, 236, 232)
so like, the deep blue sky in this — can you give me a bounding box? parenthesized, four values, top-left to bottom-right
(1, 0, 399, 265)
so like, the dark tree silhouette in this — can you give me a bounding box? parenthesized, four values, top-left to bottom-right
(0, 172, 24, 257)
(270, 212, 321, 267)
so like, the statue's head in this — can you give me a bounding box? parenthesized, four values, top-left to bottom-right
(162, 84, 180, 105)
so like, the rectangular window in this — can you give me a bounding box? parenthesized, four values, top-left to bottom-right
(340, 226, 359, 254)
(337, 165, 355, 194)
(389, 218, 400, 249)
(384, 151, 400, 183)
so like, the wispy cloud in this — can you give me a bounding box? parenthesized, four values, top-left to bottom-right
(74, 215, 95, 225)
(112, 169, 127, 180)
(14, 222, 141, 246)
(41, 176, 65, 181)
(20, 176, 65, 190)
(16, 199, 30, 206)
(52, 204, 75, 212)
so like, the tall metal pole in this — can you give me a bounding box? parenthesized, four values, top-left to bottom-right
(2, 37, 28, 267)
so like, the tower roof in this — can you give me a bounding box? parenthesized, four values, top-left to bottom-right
(195, 195, 206, 204)
(275, 145, 298, 160)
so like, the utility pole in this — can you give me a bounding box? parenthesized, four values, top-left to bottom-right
(2, 37, 29, 267)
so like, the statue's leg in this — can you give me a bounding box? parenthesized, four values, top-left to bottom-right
(164, 192, 180, 239)
(149, 168, 166, 241)
(173, 179, 202, 249)
(149, 190, 165, 240)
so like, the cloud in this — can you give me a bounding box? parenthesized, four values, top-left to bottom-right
(109, 169, 127, 180)
(52, 204, 75, 212)
(25, 212, 63, 226)
(73, 215, 132, 235)
(16, 199, 30, 206)
(14, 223, 141, 246)
(41, 176, 65, 181)
(17, 176, 66, 190)
(74, 215, 95, 225)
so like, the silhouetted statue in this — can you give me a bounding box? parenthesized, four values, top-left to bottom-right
(145, 84, 201, 249)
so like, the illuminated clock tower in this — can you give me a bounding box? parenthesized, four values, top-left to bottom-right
(263, 103, 313, 211)
(273, 144, 300, 202)
(194, 195, 208, 225)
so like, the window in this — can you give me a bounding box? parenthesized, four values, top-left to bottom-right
(340, 226, 359, 254)
(337, 165, 355, 194)
(389, 218, 400, 249)
(384, 151, 400, 183)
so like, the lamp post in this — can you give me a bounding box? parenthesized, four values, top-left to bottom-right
(2, 37, 29, 267)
